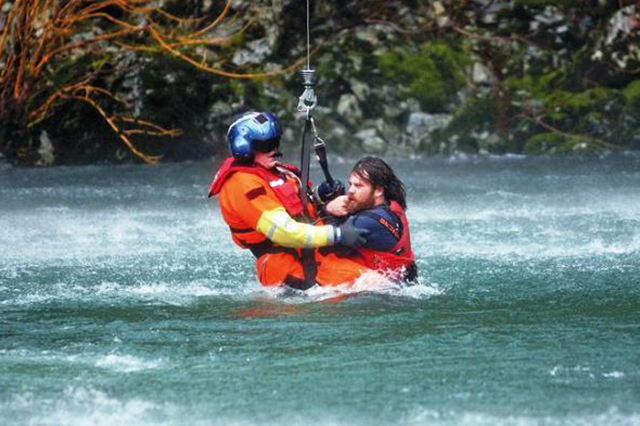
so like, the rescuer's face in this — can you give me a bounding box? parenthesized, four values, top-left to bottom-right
(254, 149, 280, 170)
(346, 172, 376, 213)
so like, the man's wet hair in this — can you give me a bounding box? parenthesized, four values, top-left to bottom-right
(351, 156, 407, 210)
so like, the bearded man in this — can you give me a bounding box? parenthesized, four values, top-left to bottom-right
(324, 156, 418, 282)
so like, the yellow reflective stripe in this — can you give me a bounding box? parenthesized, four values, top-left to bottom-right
(326, 227, 336, 246)
(256, 207, 333, 248)
(305, 228, 314, 248)
(266, 223, 278, 240)
(283, 216, 296, 232)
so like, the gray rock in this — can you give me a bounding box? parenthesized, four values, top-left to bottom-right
(232, 38, 273, 67)
(209, 101, 234, 117)
(38, 130, 55, 166)
(337, 94, 363, 123)
(606, 6, 635, 44)
(472, 62, 496, 86)
(382, 101, 405, 120)
(327, 122, 348, 140)
(355, 128, 386, 153)
(354, 27, 379, 45)
(480, 1, 511, 25)
(404, 98, 423, 114)
(406, 112, 452, 138)
(349, 79, 371, 100)
(282, 127, 297, 145)
(363, 118, 399, 144)
(535, 7, 564, 25)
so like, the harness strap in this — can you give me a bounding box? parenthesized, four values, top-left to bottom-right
(296, 116, 318, 288)
(356, 209, 403, 241)
(229, 226, 255, 234)
(284, 275, 316, 291)
(247, 240, 299, 259)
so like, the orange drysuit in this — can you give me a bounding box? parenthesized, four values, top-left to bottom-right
(208, 158, 367, 287)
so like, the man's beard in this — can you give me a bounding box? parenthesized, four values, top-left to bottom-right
(346, 196, 375, 214)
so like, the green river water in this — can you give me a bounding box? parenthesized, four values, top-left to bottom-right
(1, 154, 639, 425)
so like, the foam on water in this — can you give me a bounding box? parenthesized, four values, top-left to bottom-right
(548, 365, 632, 380)
(254, 271, 443, 304)
(414, 235, 640, 259)
(0, 278, 257, 307)
(3, 388, 640, 426)
(94, 354, 163, 372)
(2, 387, 174, 426)
(0, 348, 163, 371)
(404, 407, 640, 426)
(0, 209, 228, 263)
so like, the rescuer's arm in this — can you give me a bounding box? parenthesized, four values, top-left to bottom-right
(222, 174, 365, 248)
(256, 206, 336, 248)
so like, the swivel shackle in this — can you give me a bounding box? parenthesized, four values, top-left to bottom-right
(297, 68, 318, 115)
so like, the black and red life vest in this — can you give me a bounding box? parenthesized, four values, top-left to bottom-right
(356, 201, 416, 277)
(208, 157, 311, 220)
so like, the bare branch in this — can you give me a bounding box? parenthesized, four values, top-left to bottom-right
(518, 111, 622, 151)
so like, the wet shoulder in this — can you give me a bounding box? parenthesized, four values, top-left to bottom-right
(352, 205, 401, 251)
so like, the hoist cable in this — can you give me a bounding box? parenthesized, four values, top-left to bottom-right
(306, 0, 311, 70)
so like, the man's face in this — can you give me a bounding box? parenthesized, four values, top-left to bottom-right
(346, 172, 376, 213)
(254, 149, 279, 170)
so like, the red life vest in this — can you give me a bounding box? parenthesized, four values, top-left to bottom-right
(356, 201, 415, 275)
(208, 157, 308, 219)
(208, 157, 320, 288)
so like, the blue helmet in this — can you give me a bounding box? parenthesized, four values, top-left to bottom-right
(227, 111, 282, 161)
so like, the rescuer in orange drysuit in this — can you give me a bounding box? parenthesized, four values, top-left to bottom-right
(208, 111, 370, 290)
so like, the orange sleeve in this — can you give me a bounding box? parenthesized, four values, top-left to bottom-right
(218, 172, 284, 229)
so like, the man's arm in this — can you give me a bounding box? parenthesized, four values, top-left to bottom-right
(221, 173, 362, 248)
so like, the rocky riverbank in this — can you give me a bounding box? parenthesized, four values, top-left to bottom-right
(1, 0, 639, 166)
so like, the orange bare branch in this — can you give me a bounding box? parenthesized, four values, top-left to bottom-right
(27, 77, 96, 126)
(0, 0, 18, 63)
(172, 18, 254, 48)
(113, 40, 160, 53)
(191, 0, 234, 38)
(112, 0, 204, 25)
(120, 117, 182, 136)
(64, 91, 162, 164)
(2, 0, 314, 165)
(149, 25, 314, 79)
(32, 27, 141, 75)
(78, 10, 143, 30)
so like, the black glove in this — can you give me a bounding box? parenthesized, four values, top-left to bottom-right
(314, 179, 345, 204)
(336, 216, 370, 248)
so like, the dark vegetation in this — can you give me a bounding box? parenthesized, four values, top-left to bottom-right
(0, 0, 639, 166)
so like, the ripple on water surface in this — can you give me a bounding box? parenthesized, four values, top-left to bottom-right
(1, 156, 640, 426)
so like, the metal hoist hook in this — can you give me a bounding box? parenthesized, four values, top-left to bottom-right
(308, 116, 326, 149)
(297, 68, 317, 117)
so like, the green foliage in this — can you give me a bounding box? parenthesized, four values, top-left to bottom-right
(505, 68, 566, 100)
(513, 0, 577, 7)
(623, 80, 640, 109)
(524, 133, 563, 154)
(508, 68, 622, 133)
(378, 42, 470, 113)
(547, 88, 617, 114)
(523, 132, 597, 154)
(426, 95, 498, 154)
(446, 95, 495, 136)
